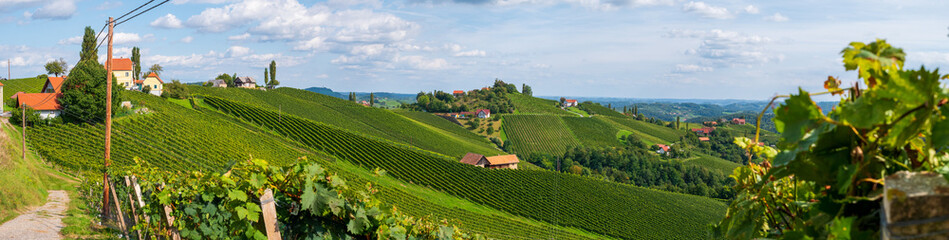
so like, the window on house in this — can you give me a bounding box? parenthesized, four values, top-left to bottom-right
(125, 72, 129, 77)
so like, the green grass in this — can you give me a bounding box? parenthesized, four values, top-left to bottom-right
(393, 110, 493, 146)
(720, 123, 779, 144)
(562, 116, 621, 148)
(503, 114, 581, 156)
(580, 102, 627, 118)
(189, 86, 502, 157)
(0, 123, 76, 223)
(681, 153, 743, 175)
(204, 97, 728, 239)
(509, 93, 572, 116)
(565, 107, 589, 117)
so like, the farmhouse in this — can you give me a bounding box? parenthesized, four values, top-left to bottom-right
(13, 76, 64, 119)
(732, 118, 746, 125)
(106, 58, 135, 90)
(459, 153, 520, 169)
(475, 109, 491, 118)
(564, 99, 578, 107)
(691, 127, 715, 136)
(459, 111, 474, 118)
(208, 79, 227, 87)
(698, 137, 710, 141)
(453, 90, 465, 98)
(139, 72, 164, 96)
(234, 76, 257, 88)
(655, 144, 670, 155)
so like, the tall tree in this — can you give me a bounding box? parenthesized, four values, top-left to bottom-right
(369, 92, 375, 106)
(263, 68, 270, 88)
(79, 26, 97, 63)
(559, 97, 566, 106)
(675, 116, 680, 129)
(522, 84, 533, 96)
(60, 60, 122, 123)
(268, 60, 278, 89)
(44, 58, 68, 76)
(131, 47, 141, 79)
(149, 64, 163, 76)
(216, 73, 234, 87)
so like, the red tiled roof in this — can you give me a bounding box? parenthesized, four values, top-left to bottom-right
(460, 111, 475, 115)
(45, 76, 65, 93)
(698, 137, 710, 141)
(460, 153, 487, 165)
(134, 80, 144, 84)
(486, 155, 520, 165)
(656, 144, 670, 152)
(566, 99, 578, 103)
(476, 109, 490, 115)
(453, 90, 464, 94)
(107, 58, 134, 71)
(16, 93, 61, 111)
(144, 72, 163, 84)
(10, 92, 22, 99)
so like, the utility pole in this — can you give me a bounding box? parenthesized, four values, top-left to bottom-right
(103, 17, 114, 217)
(7, 59, 10, 80)
(22, 103, 26, 161)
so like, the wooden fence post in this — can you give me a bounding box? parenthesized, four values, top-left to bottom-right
(109, 181, 130, 239)
(259, 189, 282, 240)
(124, 176, 142, 240)
(160, 183, 181, 240)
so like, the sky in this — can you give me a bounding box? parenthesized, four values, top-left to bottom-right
(1, 0, 948, 100)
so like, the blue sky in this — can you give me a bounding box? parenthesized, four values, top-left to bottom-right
(1, 0, 947, 100)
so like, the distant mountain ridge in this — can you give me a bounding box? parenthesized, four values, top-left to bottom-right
(304, 87, 416, 103)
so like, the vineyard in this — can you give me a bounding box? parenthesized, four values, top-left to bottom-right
(502, 114, 581, 156)
(580, 102, 627, 118)
(508, 93, 572, 115)
(561, 116, 621, 148)
(680, 153, 742, 175)
(394, 110, 495, 146)
(599, 116, 684, 143)
(188, 86, 501, 157)
(204, 96, 726, 239)
(2, 76, 47, 105)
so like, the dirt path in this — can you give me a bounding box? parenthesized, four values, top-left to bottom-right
(0, 190, 70, 239)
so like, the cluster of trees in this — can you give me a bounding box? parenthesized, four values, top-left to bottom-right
(525, 136, 734, 199)
(681, 130, 746, 164)
(204, 60, 279, 89)
(405, 79, 521, 114)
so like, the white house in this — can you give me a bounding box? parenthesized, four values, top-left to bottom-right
(14, 76, 65, 119)
(106, 58, 135, 90)
(564, 99, 578, 107)
(208, 79, 227, 87)
(234, 76, 257, 88)
(139, 72, 164, 96)
(476, 109, 491, 119)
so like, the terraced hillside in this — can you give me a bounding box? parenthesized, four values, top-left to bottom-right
(509, 93, 572, 115)
(681, 153, 743, 174)
(503, 114, 581, 156)
(600, 116, 685, 143)
(189, 86, 503, 158)
(2, 77, 46, 105)
(580, 102, 627, 118)
(24, 91, 610, 239)
(204, 96, 727, 239)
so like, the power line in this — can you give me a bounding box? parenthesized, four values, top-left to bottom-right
(114, 0, 156, 22)
(115, 0, 171, 27)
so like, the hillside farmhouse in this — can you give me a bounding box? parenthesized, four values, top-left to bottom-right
(234, 76, 257, 88)
(459, 153, 520, 169)
(107, 58, 135, 90)
(208, 79, 227, 87)
(698, 137, 710, 141)
(655, 144, 670, 155)
(692, 127, 715, 136)
(139, 72, 164, 96)
(453, 90, 464, 98)
(476, 109, 490, 118)
(12, 76, 64, 119)
(564, 99, 578, 107)
(732, 118, 746, 125)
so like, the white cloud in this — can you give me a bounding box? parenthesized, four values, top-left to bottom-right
(682, 1, 732, 19)
(227, 46, 252, 57)
(412, 0, 673, 10)
(674, 64, 713, 73)
(171, 0, 232, 4)
(30, 0, 76, 20)
(58, 35, 82, 45)
(181, 36, 194, 43)
(911, 51, 949, 67)
(396, 55, 451, 70)
(150, 14, 184, 29)
(666, 29, 782, 68)
(743, 5, 758, 14)
(764, 13, 789, 22)
(228, 33, 251, 40)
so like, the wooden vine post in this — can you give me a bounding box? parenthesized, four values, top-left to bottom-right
(259, 189, 282, 240)
(124, 176, 143, 240)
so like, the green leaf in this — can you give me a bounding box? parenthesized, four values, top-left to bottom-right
(228, 189, 247, 202)
(389, 225, 407, 240)
(236, 206, 248, 220)
(775, 89, 824, 150)
(347, 207, 371, 234)
(827, 217, 855, 240)
(931, 106, 949, 149)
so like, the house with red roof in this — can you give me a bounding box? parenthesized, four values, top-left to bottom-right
(139, 72, 164, 96)
(475, 109, 490, 118)
(105, 58, 135, 90)
(691, 127, 715, 136)
(655, 144, 671, 155)
(452, 90, 465, 98)
(732, 118, 746, 125)
(698, 137, 710, 141)
(459, 153, 520, 169)
(564, 99, 578, 107)
(12, 76, 64, 119)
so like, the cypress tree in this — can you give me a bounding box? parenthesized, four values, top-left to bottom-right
(79, 26, 98, 63)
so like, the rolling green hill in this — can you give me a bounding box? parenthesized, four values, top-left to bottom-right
(562, 116, 621, 148)
(2, 77, 47, 106)
(503, 114, 581, 156)
(509, 93, 572, 115)
(189, 86, 502, 158)
(599, 116, 685, 143)
(681, 153, 743, 175)
(580, 102, 627, 118)
(25, 91, 610, 239)
(204, 96, 727, 239)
